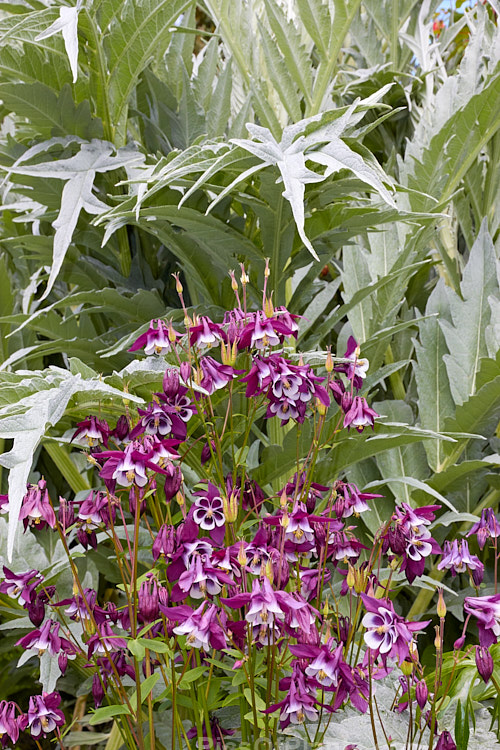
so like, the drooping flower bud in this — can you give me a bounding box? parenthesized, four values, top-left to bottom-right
(454, 635, 466, 651)
(434, 730, 457, 750)
(180, 361, 191, 383)
(163, 368, 180, 398)
(163, 463, 182, 502)
(415, 679, 428, 709)
(475, 645, 494, 684)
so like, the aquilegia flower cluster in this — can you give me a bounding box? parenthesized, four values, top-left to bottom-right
(0, 273, 494, 750)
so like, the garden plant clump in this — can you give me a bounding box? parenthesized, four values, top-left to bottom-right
(0, 269, 499, 750)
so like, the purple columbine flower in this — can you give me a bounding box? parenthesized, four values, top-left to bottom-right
(334, 336, 369, 391)
(189, 315, 226, 348)
(0, 700, 26, 746)
(290, 639, 344, 687)
(87, 622, 127, 658)
(222, 577, 303, 645)
(237, 310, 296, 350)
(128, 319, 181, 355)
(19, 480, 56, 530)
(190, 482, 226, 544)
(415, 678, 428, 709)
(263, 662, 320, 728)
(361, 594, 429, 663)
(130, 402, 173, 438)
(467, 507, 500, 549)
(343, 396, 379, 432)
(27, 692, 65, 738)
(0, 566, 43, 607)
(437, 540, 483, 584)
(17, 619, 63, 657)
(186, 717, 235, 749)
(164, 601, 227, 651)
(464, 594, 500, 647)
(333, 481, 382, 518)
(174, 553, 233, 600)
(197, 355, 240, 394)
(434, 730, 457, 750)
(384, 502, 442, 583)
(72, 416, 110, 447)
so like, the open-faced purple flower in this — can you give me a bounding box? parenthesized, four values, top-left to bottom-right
(129, 319, 180, 355)
(130, 402, 173, 438)
(0, 567, 43, 607)
(334, 336, 369, 391)
(78, 490, 115, 530)
(343, 396, 379, 432)
(438, 540, 484, 584)
(72, 416, 110, 447)
(19, 480, 56, 530)
(55, 588, 97, 624)
(0, 701, 25, 747)
(464, 594, 500, 647)
(27, 692, 65, 738)
(384, 503, 441, 583)
(361, 594, 429, 663)
(190, 482, 226, 543)
(467, 507, 500, 549)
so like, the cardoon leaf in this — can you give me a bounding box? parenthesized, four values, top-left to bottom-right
(263, 0, 312, 104)
(414, 279, 455, 472)
(3, 139, 143, 300)
(0, 370, 143, 561)
(35, 4, 81, 82)
(440, 221, 500, 405)
(296, 0, 331, 57)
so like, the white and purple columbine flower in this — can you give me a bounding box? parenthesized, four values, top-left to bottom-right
(17, 619, 69, 658)
(163, 601, 227, 651)
(71, 415, 110, 447)
(334, 336, 369, 390)
(190, 482, 226, 544)
(263, 663, 320, 728)
(19, 480, 56, 530)
(189, 315, 226, 348)
(0, 700, 26, 746)
(289, 639, 344, 688)
(464, 594, 500, 647)
(175, 553, 233, 600)
(237, 310, 296, 350)
(198, 355, 240, 395)
(467, 507, 500, 549)
(128, 319, 181, 355)
(27, 692, 65, 738)
(361, 594, 429, 663)
(437, 539, 484, 584)
(384, 503, 442, 583)
(343, 396, 379, 432)
(87, 621, 127, 658)
(0, 566, 43, 607)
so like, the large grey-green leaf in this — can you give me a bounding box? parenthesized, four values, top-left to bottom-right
(2, 138, 142, 300)
(0, 368, 143, 560)
(440, 221, 500, 405)
(104, 0, 194, 142)
(414, 278, 455, 471)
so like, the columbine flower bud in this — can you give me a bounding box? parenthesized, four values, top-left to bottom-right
(415, 679, 428, 709)
(264, 559, 274, 584)
(400, 659, 413, 676)
(163, 368, 180, 398)
(325, 347, 334, 373)
(229, 270, 238, 292)
(316, 398, 327, 416)
(437, 589, 446, 619)
(264, 296, 274, 318)
(346, 564, 355, 590)
(180, 361, 191, 383)
(173, 273, 183, 294)
(237, 541, 247, 567)
(454, 635, 465, 651)
(434, 626, 442, 652)
(475, 645, 494, 684)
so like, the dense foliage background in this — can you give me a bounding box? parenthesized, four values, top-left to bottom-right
(0, 0, 499, 747)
